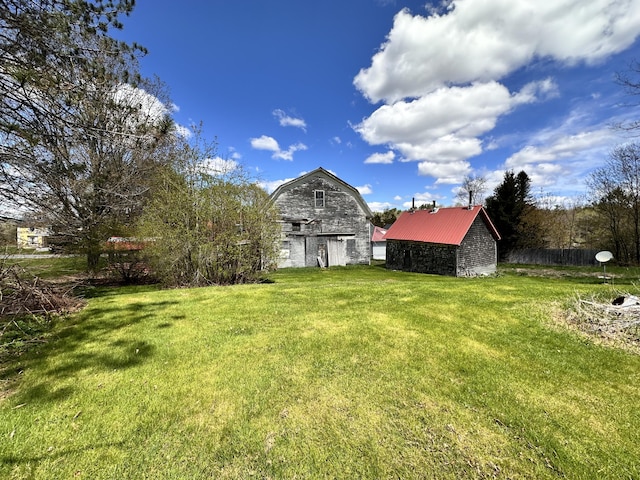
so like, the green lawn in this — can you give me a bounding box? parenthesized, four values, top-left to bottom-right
(1, 265, 639, 478)
(3, 255, 88, 280)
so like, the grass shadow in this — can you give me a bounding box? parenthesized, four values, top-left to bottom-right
(370, 260, 388, 270)
(2, 297, 178, 404)
(0, 439, 127, 467)
(74, 282, 162, 300)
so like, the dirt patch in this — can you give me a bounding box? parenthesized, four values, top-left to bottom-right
(508, 267, 596, 278)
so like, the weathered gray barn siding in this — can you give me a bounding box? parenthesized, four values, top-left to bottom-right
(386, 240, 458, 276)
(271, 169, 372, 268)
(458, 215, 498, 275)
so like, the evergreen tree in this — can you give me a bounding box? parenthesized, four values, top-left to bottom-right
(0, 1, 174, 271)
(485, 170, 533, 260)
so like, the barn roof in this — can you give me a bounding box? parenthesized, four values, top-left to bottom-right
(269, 167, 373, 218)
(371, 225, 387, 242)
(383, 205, 500, 246)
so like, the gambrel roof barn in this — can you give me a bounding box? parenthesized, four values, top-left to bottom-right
(270, 167, 373, 268)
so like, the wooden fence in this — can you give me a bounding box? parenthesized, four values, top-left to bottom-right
(505, 249, 601, 266)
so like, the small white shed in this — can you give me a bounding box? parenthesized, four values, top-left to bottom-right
(371, 225, 387, 260)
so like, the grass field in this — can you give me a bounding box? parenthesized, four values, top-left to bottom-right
(2, 255, 88, 280)
(1, 264, 639, 478)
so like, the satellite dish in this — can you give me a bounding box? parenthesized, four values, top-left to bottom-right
(595, 251, 614, 263)
(595, 251, 614, 284)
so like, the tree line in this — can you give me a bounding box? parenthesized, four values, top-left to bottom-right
(373, 150, 640, 266)
(372, 142, 640, 266)
(486, 146, 640, 266)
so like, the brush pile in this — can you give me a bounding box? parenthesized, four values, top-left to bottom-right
(566, 292, 640, 352)
(0, 260, 83, 318)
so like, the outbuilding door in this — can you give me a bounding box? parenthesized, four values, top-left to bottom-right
(403, 249, 411, 269)
(327, 238, 346, 266)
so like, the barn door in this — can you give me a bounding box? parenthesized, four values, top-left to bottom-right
(327, 238, 346, 266)
(403, 249, 411, 269)
(317, 243, 327, 267)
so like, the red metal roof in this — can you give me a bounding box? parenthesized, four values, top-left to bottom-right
(383, 205, 500, 246)
(371, 225, 387, 242)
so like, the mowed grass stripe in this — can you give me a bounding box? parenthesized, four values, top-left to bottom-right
(1, 266, 639, 478)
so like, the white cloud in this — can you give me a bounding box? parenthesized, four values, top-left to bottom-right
(250, 135, 307, 161)
(506, 129, 613, 167)
(402, 190, 446, 209)
(259, 177, 295, 194)
(354, 80, 552, 177)
(354, 1, 640, 103)
(273, 142, 308, 161)
(251, 135, 280, 152)
(353, 0, 640, 190)
(173, 124, 192, 139)
(273, 109, 307, 131)
(426, 1, 455, 16)
(368, 201, 395, 211)
(357, 184, 373, 195)
(396, 136, 483, 163)
(364, 151, 395, 164)
(228, 147, 242, 160)
(111, 83, 171, 136)
(355, 82, 516, 146)
(417, 160, 471, 184)
(504, 128, 617, 187)
(514, 78, 560, 103)
(524, 106, 621, 147)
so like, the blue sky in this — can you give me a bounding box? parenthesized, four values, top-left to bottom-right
(116, 0, 640, 211)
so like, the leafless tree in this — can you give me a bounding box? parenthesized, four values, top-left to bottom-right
(137, 129, 281, 286)
(455, 174, 488, 206)
(587, 143, 640, 264)
(614, 60, 640, 133)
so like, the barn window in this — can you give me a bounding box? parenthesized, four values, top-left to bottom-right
(292, 222, 301, 231)
(314, 190, 325, 208)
